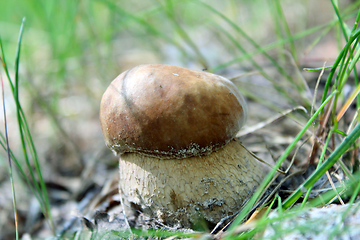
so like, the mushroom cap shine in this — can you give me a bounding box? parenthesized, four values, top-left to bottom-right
(100, 64, 247, 158)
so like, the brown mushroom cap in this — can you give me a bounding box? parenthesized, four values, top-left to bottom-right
(100, 64, 247, 158)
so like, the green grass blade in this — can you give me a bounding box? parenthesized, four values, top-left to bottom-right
(321, 10, 360, 107)
(321, 40, 349, 105)
(269, 0, 285, 64)
(304, 170, 360, 208)
(1, 73, 19, 240)
(339, 40, 360, 90)
(282, 121, 360, 209)
(12, 17, 43, 202)
(331, 0, 349, 41)
(225, 91, 337, 238)
(1, 18, 55, 233)
(0, 36, 47, 215)
(0, 133, 42, 200)
(14, 17, 55, 233)
(274, 0, 298, 62)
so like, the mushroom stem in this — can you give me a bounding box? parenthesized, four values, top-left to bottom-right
(119, 140, 267, 227)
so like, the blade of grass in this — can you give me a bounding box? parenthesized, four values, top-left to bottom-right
(1, 73, 19, 240)
(303, 62, 352, 71)
(330, 31, 360, 131)
(338, 37, 360, 91)
(320, 29, 360, 107)
(0, 133, 41, 197)
(282, 121, 360, 209)
(331, 0, 350, 41)
(301, 126, 334, 208)
(334, 1, 360, 54)
(239, 172, 360, 240)
(305, 170, 360, 208)
(274, 0, 298, 63)
(236, 171, 360, 239)
(15, 18, 55, 233)
(347, 5, 360, 107)
(302, 67, 333, 207)
(321, 11, 360, 107)
(269, 0, 286, 64)
(0, 18, 55, 233)
(225, 91, 337, 239)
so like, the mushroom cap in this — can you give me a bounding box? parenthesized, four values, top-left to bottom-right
(100, 64, 247, 158)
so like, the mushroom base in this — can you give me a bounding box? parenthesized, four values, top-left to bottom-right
(119, 140, 268, 228)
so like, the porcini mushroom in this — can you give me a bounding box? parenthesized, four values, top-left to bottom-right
(100, 64, 267, 227)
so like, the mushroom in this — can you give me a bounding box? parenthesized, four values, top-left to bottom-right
(100, 64, 267, 227)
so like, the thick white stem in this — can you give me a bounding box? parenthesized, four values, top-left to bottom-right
(119, 140, 268, 227)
